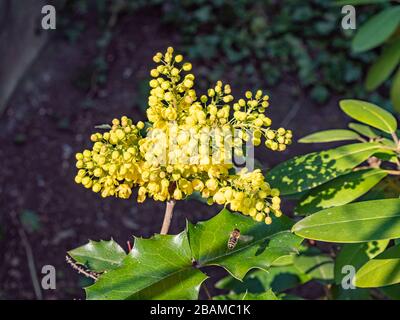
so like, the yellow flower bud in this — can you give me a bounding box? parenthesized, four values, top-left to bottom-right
(206, 179, 218, 191)
(175, 54, 183, 63)
(92, 183, 101, 193)
(255, 212, 264, 222)
(256, 201, 264, 211)
(173, 188, 183, 200)
(183, 62, 192, 71)
(265, 216, 272, 225)
(274, 210, 282, 217)
(74, 175, 82, 184)
(266, 131, 275, 140)
(213, 192, 225, 205)
(271, 188, 280, 197)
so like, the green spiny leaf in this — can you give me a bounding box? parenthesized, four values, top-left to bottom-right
(188, 209, 302, 280)
(81, 209, 299, 300)
(68, 239, 126, 272)
(85, 232, 207, 300)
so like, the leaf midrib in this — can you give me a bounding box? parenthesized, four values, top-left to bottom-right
(328, 143, 381, 162)
(361, 105, 394, 133)
(199, 230, 294, 266)
(296, 213, 400, 230)
(71, 252, 123, 265)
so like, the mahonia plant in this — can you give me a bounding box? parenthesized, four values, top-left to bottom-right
(74, 47, 292, 224)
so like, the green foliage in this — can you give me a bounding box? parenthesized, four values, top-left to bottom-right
(68, 239, 126, 272)
(267, 142, 384, 195)
(67, 96, 400, 299)
(293, 249, 334, 282)
(350, 3, 400, 111)
(213, 290, 279, 300)
(380, 284, 400, 299)
(334, 240, 389, 285)
(216, 262, 311, 294)
(269, 99, 400, 297)
(298, 129, 362, 143)
(86, 232, 207, 300)
(352, 6, 400, 53)
(125, 0, 380, 104)
(340, 100, 397, 133)
(293, 199, 400, 242)
(355, 244, 400, 287)
(348, 122, 379, 138)
(391, 68, 400, 112)
(188, 209, 302, 279)
(295, 169, 388, 215)
(69, 209, 301, 300)
(366, 39, 400, 90)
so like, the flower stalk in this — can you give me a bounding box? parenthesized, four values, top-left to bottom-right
(160, 200, 176, 234)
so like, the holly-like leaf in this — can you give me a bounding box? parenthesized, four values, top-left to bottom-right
(355, 244, 400, 288)
(85, 232, 207, 300)
(298, 129, 361, 144)
(295, 169, 388, 215)
(340, 100, 397, 134)
(352, 6, 400, 53)
(81, 209, 299, 300)
(292, 199, 400, 242)
(267, 143, 383, 195)
(334, 240, 389, 285)
(188, 209, 303, 279)
(68, 239, 126, 272)
(366, 39, 400, 91)
(213, 289, 279, 300)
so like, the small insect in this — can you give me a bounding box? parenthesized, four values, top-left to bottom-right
(227, 228, 254, 250)
(228, 228, 241, 250)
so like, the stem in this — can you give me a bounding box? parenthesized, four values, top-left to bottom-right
(391, 132, 399, 148)
(12, 212, 43, 300)
(160, 200, 176, 235)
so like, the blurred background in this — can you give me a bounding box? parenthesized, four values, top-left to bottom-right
(0, 0, 395, 299)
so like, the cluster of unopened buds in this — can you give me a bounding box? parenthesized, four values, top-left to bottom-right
(74, 47, 292, 224)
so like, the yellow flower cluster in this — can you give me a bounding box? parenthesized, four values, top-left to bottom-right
(74, 47, 292, 224)
(212, 169, 282, 224)
(75, 117, 144, 199)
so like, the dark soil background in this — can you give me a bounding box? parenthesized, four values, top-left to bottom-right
(0, 4, 356, 300)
